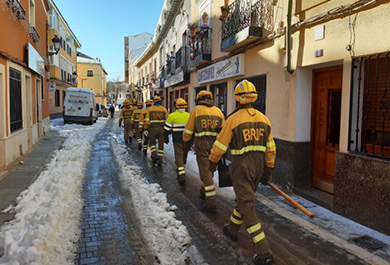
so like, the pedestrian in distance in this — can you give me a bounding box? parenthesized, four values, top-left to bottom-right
(144, 96, 168, 166)
(138, 99, 154, 156)
(109, 104, 115, 119)
(164, 98, 190, 184)
(131, 101, 145, 150)
(208, 80, 276, 265)
(183, 91, 225, 213)
(118, 99, 133, 144)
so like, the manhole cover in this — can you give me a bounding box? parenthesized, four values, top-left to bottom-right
(351, 235, 387, 251)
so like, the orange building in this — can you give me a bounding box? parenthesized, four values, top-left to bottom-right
(0, 0, 50, 175)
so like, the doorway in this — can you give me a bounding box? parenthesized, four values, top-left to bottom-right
(311, 65, 343, 194)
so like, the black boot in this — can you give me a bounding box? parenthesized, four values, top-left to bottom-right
(223, 224, 238, 241)
(143, 150, 147, 156)
(252, 254, 275, 265)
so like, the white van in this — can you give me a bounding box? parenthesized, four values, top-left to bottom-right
(63, 87, 98, 125)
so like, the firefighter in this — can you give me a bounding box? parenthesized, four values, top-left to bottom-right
(183, 91, 225, 213)
(144, 96, 168, 166)
(118, 99, 133, 143)
(139, 99, 153, 156)
(164, 98, 190, 184)
(129, 98, 138, 142)
(208, 80, 276, 265)
(131, 101, 144, 150)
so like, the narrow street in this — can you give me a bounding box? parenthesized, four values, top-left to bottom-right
(70, 116, 390, 265)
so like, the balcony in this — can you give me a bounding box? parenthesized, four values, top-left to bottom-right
(175, 46, 189, 71)
(190, 38, 211, 67)
(221, 0, 263, 52)
(6, 0, 26, 20)
(29, 26, 40, 43)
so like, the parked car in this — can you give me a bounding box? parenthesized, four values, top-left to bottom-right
(63, 87, 98, 125)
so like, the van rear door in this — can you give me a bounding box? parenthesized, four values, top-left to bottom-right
(65, 92, 92, 117)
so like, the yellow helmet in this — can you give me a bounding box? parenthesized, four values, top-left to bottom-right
(131, 98, 138, 105)
(234, 79, 257, 105)
(137, 101, 144, 107)
(196, 90, 213, 103)
(175, 98, 187, 108)
(153, 96, 162, 102)
(123, 99, 130, 105)
(145, 99, 153, 106)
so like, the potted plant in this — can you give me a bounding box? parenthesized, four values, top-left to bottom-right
(202, 12, 209, 24)
(188, 23, 197, 36)
(220, 5, 229, 19)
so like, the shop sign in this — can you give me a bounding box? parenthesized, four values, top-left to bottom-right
(164, 71, 184, 88)
(198, 53, 245, 84)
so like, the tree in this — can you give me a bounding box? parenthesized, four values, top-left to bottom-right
(106, 80, 128, 105)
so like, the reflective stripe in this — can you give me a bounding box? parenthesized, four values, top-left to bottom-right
(267, 141, 275, 148)
(172, 128, 185, 132)
(137, 139, 142, 143)
(195, 131, 218, 137)
(178, 167, 185, 170)
(204, 184, 215, 191)
(158, 153, 164, 157)
(233, 209, 242, 218)
(247, 223, 261, 234)
(214, 140, 228, 151)
(230, 215, 243, 225)
(151, 146, 156, 151)
(253, 232, 265, 243)
(230, 145, 266, 155)
(164, 126, 171, 131)
(150, 120, 165, 123)
(139, 122, 144, 125)
(184, 129, 194, 135)
(178, 170, 185, 175)
(158, 150, 164, 154)
(145, 118, 150, 121)
(205, 190, 216, 197)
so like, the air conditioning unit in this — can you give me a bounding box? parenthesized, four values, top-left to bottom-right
(48, 45, 55, 54)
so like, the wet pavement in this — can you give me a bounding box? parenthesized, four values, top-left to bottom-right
(74, 120, 155, 265)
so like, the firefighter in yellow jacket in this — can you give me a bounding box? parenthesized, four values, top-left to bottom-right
(208, 80, 276, 265)
(128, 98, 138, 142)
(131, 101, 144, 150)
(164, 98, 190, 184)
(183, 91, 225, 213)
(145, 96, 168, 166)
(118, 99, 133, 143)
(139, 99, 153, 156)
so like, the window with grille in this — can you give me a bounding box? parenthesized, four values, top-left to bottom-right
(236, 75, 267, 114)
(349, 52, 390, 158)
(87, 70, 93, 77)
(9, 68, 23, 132)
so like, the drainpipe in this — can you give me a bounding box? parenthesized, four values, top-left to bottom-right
(286, 0, 294, 74)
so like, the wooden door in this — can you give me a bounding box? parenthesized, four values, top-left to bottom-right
(311, 66, 343, 194)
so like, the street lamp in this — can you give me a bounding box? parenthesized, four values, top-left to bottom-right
(49, 35, 61, 56)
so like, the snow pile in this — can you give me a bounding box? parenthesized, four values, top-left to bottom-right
(112, 140, 192, 265)
(0, 120, 105, 265)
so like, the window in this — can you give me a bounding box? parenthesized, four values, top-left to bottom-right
(55, 89, 60, 107)
(236, 75, 267, 114)
(29, 0, 35, 27)
(48, 9, 58, 30)
(9, 68, 23, 132)
(349, 53, 390, 158)
(60, 56, 66, 81)
(62, 91, 66, 104)
(87, 70, 93, 77)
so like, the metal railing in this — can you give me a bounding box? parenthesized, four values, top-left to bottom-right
(29, 26, 40, 42)
(6, 0, 26, 20)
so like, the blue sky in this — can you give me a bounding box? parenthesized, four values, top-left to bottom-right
(55, 0, 164, 81)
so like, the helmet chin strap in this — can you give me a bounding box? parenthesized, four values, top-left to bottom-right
(242, 103, 256, 116)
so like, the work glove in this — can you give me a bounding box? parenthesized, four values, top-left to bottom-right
(208, 160, 217, 173)
(143, 130, 149, 137)
(260, 167, 273, 185)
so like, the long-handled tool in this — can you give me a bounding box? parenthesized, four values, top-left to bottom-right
(267, 181, 314, 218)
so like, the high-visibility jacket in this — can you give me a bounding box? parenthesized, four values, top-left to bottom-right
(131, 109, 143, 125)
(119, 106, 133, 124)
(145, 105, 168, 130)
(183, 102, 225, 143)
(138, 107, 150, 131)
(209, 107, 276, 167)
(164, 110, 190, 143)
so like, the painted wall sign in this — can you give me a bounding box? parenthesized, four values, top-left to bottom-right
(164, 70, 184, 88)
(198, 53, 245, 84)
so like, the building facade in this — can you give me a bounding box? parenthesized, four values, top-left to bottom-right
(0, 0, 51, 175)
(77, 52, 108, 106)
(47, 0, 81, 119)
(129, 0, 390, 235)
